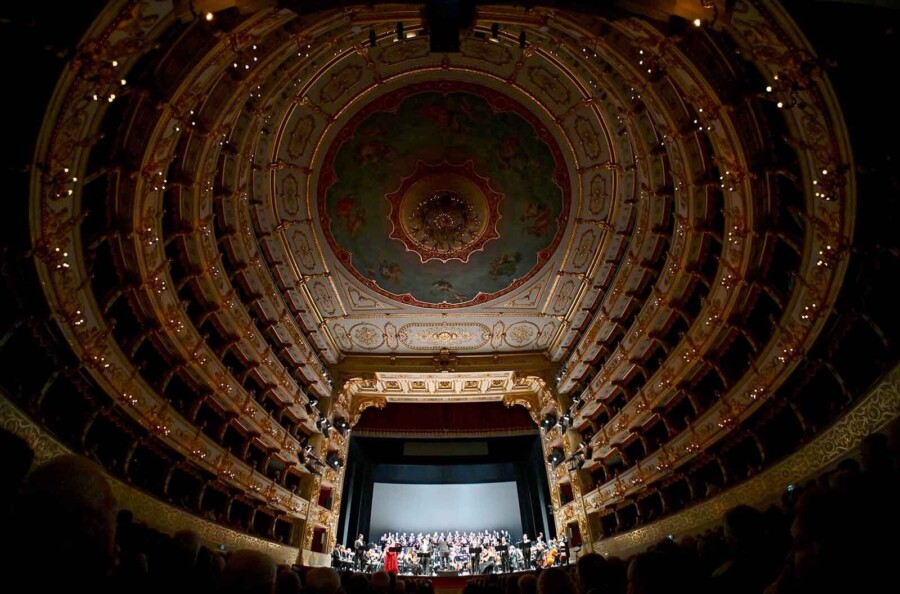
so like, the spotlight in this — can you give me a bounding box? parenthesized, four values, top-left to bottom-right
(326, 452, 343, 469)
(491, 23, 499, 38)
(572, 395, 581, 404)
(693, 18, 702, 27)
(205, 12, 214, 22)
(308, 397, 318, 407)
(396, 22, 404, 41)
(519, 31, 526, 49)
(369, 28, 377, 47)
(547, 447, 565, 468)
(540, 413, 558, 430)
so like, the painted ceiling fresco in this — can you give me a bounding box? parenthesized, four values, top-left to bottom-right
(319, 84, 568, 307)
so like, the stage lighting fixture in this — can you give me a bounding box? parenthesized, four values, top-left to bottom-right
(326, 452, 343, 469)
(540, 413, 558, 430)
(519, 31, 526, 49)
(547, 447, 565, 468)
(396, 21, 404, 41)
(491, 23, 499, 38)
(369, 27, 377, 47)
(572, 394, 581, 404)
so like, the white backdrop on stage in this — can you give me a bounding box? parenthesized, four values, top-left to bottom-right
(369, 481, 523, 538)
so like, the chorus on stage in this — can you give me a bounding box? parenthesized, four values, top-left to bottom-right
(333, 529, 569, 575)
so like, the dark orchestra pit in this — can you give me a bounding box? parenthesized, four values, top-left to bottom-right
(333, 529, 570, 575)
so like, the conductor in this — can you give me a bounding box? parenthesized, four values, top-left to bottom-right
(438, 535, 450, 569)
(354, 534, 366, 571)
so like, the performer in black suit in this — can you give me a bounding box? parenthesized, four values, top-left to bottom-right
(499, 536, 511, 573)
(469, 538, 482, 575)
(354, 534, 366, 571)
(521, 533, 532, 569)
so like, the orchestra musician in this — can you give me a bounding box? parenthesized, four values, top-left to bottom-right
(365, 547, 381, 572)
(542, 541, 559, 568)
(481, 545, 499, 574)
(403, 548, 418, 575)
(419, 536, 432, 575)
(533, 533, 547, 568)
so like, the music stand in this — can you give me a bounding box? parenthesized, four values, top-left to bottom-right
(468, 547, 482, 574)
(418, 551, 431, 575)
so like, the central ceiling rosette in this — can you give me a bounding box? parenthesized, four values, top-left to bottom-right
(387, 161, 502, 264)
(317, 82, 570, 308)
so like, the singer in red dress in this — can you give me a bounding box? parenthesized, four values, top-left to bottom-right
(384, 539, 399, 574)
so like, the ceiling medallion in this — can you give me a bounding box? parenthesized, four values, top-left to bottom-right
(318, 82, 570, 308)
(387, 160, 502, 264)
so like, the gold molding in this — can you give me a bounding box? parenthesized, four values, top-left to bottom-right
(591, 364, 900, 558)
(330, 352, 559, 386)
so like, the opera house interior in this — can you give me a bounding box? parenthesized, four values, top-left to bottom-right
(1, 1, 898, 593)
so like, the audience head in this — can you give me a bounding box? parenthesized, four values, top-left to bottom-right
(276, 567, 302, 594)
(306, 567, 341, 594)
(344, 572, 369, 594)
(221, 549, 277, 594)
(576, 552, 609, 592)
(791, 488, 839, 546)
(537, 566, 577, 594)
(173, 529, 202, 568)
(518, 572, 537, 594)
(723, 505, 765, 551)
(627, 551, 683, 594)
(16, 454, 117, 585)
(371, 570, 392, 593)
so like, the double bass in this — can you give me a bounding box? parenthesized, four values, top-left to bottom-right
(541, 546, 559, 568)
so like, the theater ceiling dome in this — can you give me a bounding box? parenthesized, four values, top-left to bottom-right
(26, 0, 857, 525)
